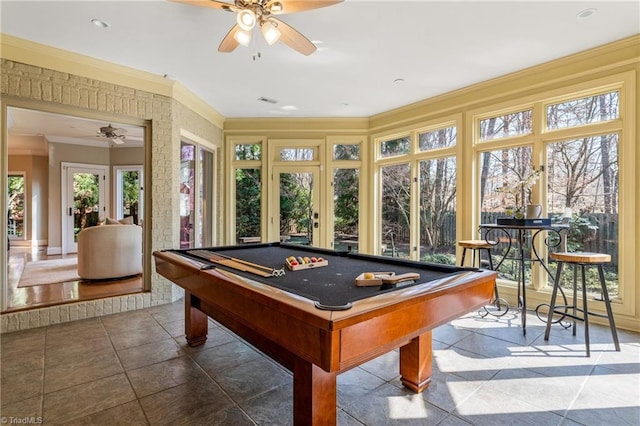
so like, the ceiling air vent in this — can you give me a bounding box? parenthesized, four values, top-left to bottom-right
(258, 97, 278, 104)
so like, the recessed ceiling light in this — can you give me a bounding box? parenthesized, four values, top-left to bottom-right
(91, 18, 110, 28)
(577, 8, 597, 19)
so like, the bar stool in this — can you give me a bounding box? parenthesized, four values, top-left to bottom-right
(544, 252, 620, 357)
(458, 240, 499, 303)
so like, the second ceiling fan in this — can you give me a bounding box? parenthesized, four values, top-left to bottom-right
(174, 0, 343, 55)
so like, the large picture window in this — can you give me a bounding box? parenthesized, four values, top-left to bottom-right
(547, 134, 619, 296)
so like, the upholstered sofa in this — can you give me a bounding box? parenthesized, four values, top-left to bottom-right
(77, 224, 143, 280)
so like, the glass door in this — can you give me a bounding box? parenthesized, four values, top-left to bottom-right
(114, 166, 143, 225)
(7, 173, 26, 241)
(63, 165, 107, 253)
(273, 167, 320, 247)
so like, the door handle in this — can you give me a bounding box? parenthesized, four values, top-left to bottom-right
(69, 207, 73, 216)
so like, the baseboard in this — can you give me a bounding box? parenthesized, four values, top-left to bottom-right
(9, 239, 48, 248)
(46, 246, 62, 255)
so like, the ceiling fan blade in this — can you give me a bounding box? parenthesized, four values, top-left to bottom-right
(274, 18, 316, 56)
(269, 1, 343, 14)
(219, 24, 241, 52)
(112, 138, 125, 145)
(171, 0, 237, 12)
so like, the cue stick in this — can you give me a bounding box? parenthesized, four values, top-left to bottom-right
(187, 250, 275, 277)
(209, 252, 275, 273)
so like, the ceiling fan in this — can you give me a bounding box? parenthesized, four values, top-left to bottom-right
(97, 124, 127, 144)
(174, 0, 343, 55)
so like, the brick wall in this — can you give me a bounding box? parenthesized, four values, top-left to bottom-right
(1, 59, 223, 332)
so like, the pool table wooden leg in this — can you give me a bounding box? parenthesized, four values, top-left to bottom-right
(399, 331, 433, 392)
(184, 292, 208, 347)
(293, 356, 337, 425)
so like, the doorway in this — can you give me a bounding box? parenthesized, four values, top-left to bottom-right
(4, 105, 148, 313)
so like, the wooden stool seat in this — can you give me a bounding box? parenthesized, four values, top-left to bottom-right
(458, 239, 495, 250)
(551, 252, 611, 264)
(544, 251, 620, 357)
(458, 239, 500, 305)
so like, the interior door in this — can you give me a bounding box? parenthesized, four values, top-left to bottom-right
(273, 167, 320, 247)
(63, 165, 107, 254)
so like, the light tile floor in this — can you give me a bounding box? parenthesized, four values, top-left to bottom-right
(1, 300, 639, 425)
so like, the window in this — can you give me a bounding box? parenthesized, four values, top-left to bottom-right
(333, 168, 359, 252)
(479, 109, 532, 141)
(381, 163, 411, 258)
(7, 173, 25, 239)
(375, 121, 459, 262)
(418, 125, 456, 151)
(115, 167, 143, 225)
(381, 136, 411, 158)
(198, 148, 215, 247)
(180, 141, 215, 248)
(180, 143, 196, 249)
(479, 146, 536, 216)
(235, 168, 262, 243)
(280, 148, 314, 161)
(235, 144, 261, 160)
(546, 91, 619, 130)
(547, 133, 619, 296)
(333, 144, 360, 160)
(418, 157, 456, 263)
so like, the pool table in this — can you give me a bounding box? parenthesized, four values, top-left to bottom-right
(153, 243, 496, 425)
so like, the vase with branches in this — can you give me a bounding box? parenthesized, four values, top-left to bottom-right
(495, 167, 541, 219)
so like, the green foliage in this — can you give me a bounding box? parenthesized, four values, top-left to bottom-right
(235, 144, 261, 160)
(420, 253, 456, 265)
(565, 214, 599, 252)
(235, 168, 261, 239)
(73, 173, 99, 231)
(122, 171, 139, 211)
(7, 176, 25, 219)
(279, 173, 311, 236)
(334, 169, 358, 234)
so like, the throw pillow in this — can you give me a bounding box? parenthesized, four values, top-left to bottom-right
(105, 218, 121, 225)
(119, 216, 134, 225)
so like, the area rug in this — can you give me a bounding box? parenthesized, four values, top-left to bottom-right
(18, 257, 81, 287)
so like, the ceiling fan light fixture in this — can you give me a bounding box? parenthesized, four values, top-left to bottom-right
(261, 20, 281, 45)
(237, 9, 257, 31)
(269, 2, 284, 14)
(233, 28, 252, 47)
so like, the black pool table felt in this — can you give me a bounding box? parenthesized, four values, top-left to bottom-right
(174, 243, 474, 310)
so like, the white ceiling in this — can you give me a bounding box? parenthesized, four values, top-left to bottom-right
(6, 106, 145, 154)
(1, 0, 639, 120)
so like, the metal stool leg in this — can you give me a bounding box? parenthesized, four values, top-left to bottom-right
(597, 264, 621, 351)
(460, 248, 467, 267)
(572, 264, 578, 336)
(484, 248, 500, 309)
(544, 261, 564, 341)
(580, 265, 590, 357)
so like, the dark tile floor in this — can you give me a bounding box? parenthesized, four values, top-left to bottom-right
(1, 300, 639, 425)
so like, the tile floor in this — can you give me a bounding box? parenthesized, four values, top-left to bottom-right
(1, 300, 639, 425)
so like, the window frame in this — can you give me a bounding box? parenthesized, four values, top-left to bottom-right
(467, 71, 635, 317)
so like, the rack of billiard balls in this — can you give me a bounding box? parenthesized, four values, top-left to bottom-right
(285, 255, 328, 271)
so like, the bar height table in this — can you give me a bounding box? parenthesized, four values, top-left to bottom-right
(479, 222, 569, 335)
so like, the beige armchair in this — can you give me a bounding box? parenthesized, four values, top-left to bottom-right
(77, 224, 143, 280)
